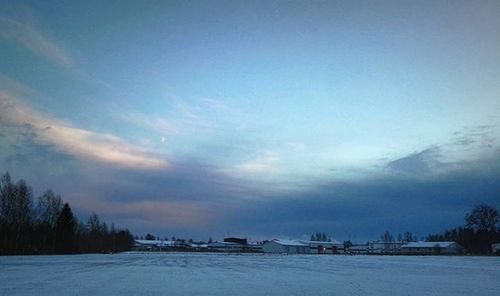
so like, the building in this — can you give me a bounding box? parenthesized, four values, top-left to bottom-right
(348, 244, 371, 254)
(301, 240, 344, 254)
(133, 239, 175, 251)
(246, 243, 263, 253)
(190, 242, 208, 251)
(492, 243, 500, 254)
(207, 237, 262, 253)
(401, 241, 464, 255)
(368, 240, 405, 254)
(224, 237, 247, 245)
(208, 241, 246, 252)
(262, 239, 309, 254)
(262, 239, 344, 254)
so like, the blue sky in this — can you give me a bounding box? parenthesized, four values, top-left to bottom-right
(1, 1, 499, 241)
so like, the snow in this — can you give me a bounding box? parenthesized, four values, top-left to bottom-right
(1, 253, 499, 295)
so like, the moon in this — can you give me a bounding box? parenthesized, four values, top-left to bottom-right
(161, 136, 166, 143)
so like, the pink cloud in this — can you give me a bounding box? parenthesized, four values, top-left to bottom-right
(0, 92, 168, 170)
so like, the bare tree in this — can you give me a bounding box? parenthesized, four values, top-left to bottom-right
(465, 204, 499, 233)
(465, 204, 499, 253)
(0, 174, 34, 254)
(36, 190, 62, 252)
(1, 172, 135, 255)
(1, 172, 16, 224)
(381, 231, 393, 242)
(403, 231, 416, 242)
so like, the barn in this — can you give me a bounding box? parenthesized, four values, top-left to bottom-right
(368, 240, 405, 254)
(301, 240, 344, 254)
(262, 239, 308, 254)
(208, 241, 245, 252)
(401, 241, 464, 255)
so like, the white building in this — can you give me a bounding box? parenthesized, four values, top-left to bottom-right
(401, 241, 464, 255)
(262, 239, 309, 254)
(190, 243, 208, 250)
(368, 240, 405, 254)
(262, 239, 344, 254)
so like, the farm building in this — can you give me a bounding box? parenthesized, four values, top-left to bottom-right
(262, 239, 344, 254)
(224, 237, 247, 245)
(133, 240, 176, 251)
(348, 244, 371, 254)
(208, 241, 246, 252)
(190, 242, 208, 251)
(246, 243, 263, 253)
(301, 240, 344, 254)
(208, 237, 262, 253)
(368, 240, 405, 254)
(262, 239, 309, 254)
(401, 241, 464, 255)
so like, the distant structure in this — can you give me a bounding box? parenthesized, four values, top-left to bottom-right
(133, 240, 177, 251)
(210, 237, 262, 252)
(492, 243, 500, 254)
(133, 237, 262, 253)
(208, 241, 246, 252)
(300, 240, 344, 254)
(133, 237, 466, 255)
(224, 237, 248, 245)
(401, 241, 464, 255)
(262, 239, 344, 254)
(348, 244, 370, 254)
(262, 239, 308, 254)
(368, 240, 406, 254)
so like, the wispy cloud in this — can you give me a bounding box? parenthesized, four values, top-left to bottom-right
(0, 15, 71, 66)
(233, 151, 280, 175)
(387, 146, 445, 176)
(74, 199, 213, 228)
(449, 125, 497, 150)
(120, 111, 178, 135)
(386, 120, 500, 179)
(0, 92, 168, 170)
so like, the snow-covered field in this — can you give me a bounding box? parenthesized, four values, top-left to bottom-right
(1, 252, 499, 295)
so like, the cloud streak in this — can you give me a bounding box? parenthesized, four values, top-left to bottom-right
(0, 15, 71, 67)
(233, 151, 280, 175)
(119, 111, 178, 135)
(74, 199, 213, 229)
(387, 146, 444, 176)
(0, 92, 168, 170)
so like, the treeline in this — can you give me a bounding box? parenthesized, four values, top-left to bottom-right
(310, 232, 332, 242)
(427, 204, 500, 254)
(380, 231, 418, 242)
(0, 172, 134, 255)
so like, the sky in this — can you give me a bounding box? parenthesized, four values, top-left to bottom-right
(1, 0, 499, 242)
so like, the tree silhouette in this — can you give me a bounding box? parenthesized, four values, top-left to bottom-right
(465, 204, 499, 253)
(1, 171, 134, 255)
(466, 204, 499, 233)
(55, 203, 76, 254)
(36, 190, 62, 253)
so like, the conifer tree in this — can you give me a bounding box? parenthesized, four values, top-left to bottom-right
(55, 203, 76, 254)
